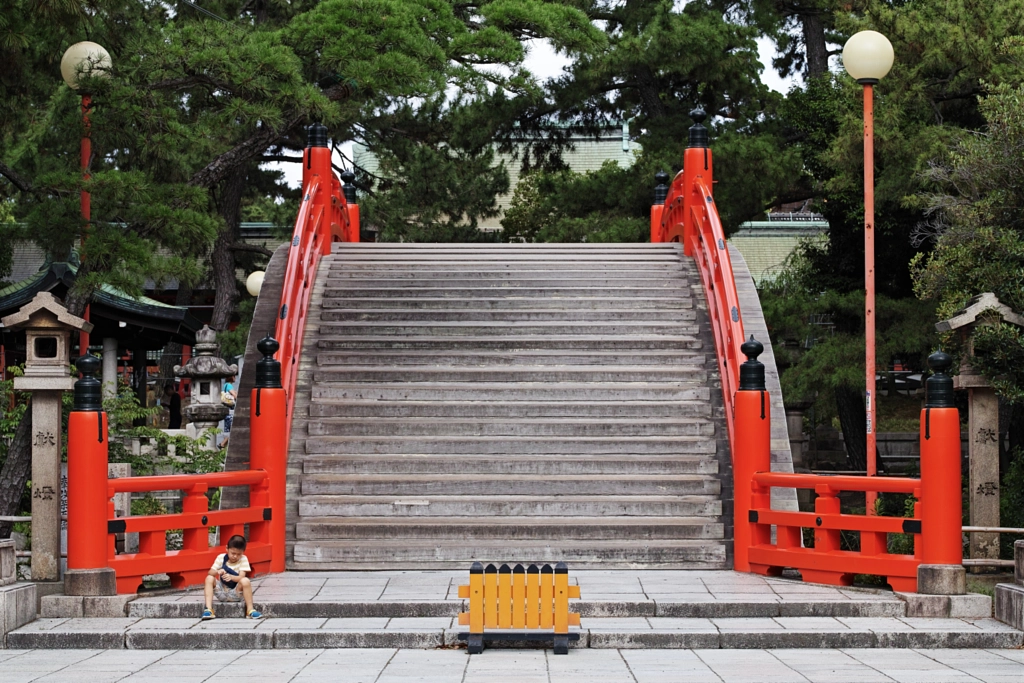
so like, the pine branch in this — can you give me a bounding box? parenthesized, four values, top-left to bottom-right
(0, 160, 33, 193)
(228, 242, 274, 257)
(188, 114, 305, 189)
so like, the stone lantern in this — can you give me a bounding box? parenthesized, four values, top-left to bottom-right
(936, 292, 1024, 568)
(174, 325, 236, 448)
(0, 292, 92, 582)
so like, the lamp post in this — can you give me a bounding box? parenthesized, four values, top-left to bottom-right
(60, 41, 111, 355)
(843, 30, 894, 514)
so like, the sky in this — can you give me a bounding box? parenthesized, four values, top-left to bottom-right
(266, 37, 800, 190)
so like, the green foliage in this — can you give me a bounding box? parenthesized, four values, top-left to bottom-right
(1000, 450, 1024, 558)
(218, 297, 256, 360)
(130, 494, 167, 518)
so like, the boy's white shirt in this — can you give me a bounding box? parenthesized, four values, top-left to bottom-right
(210, 553, 251, 575)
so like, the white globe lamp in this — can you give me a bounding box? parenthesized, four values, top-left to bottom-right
(246, 271, 266, 297)
(61, 42, 112, 91)
(842, 31, 894, 83)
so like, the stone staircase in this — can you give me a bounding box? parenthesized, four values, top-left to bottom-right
(286, 243, 730, 569)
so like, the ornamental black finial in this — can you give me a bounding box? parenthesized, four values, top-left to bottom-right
(74, 354, 103, 411)
(739, 335, 766, 391)
(340, 170, 357, 204)
(688, 108, 708, 149)
(653, 170, 670, 205)
(255, 336, 282, 389)
(925, 350, 955, 408)
(307, 123, 328, 149)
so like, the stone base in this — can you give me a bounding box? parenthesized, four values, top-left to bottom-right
(994, 583, 1024, 630)
(41, 592, 136, 618)
(896, 591, 991, 618)
(917, 564, 966, 595)
(31, 580, 64, 614)
(64, 568, 116, 596)
(0, 583, 37, 648)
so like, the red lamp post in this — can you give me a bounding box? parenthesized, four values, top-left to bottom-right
(60, 41, 111, 355)
(843, 31, 894, 514)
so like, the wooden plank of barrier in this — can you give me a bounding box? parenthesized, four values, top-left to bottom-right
(497, 564, 512, 628)
(554, 562, 569, 634)
(484, 564, 498, 629)
(512, 564, 526, 629)
(526, 564, 540, 629)
(540, 564, 554, 629)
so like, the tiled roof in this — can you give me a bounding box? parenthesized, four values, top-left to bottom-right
(728, 223, 827, 284)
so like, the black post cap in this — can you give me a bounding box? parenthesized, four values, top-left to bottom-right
(470, 561, 483, 574)
(485, 563, 497, 573)
(653, 170, 670, 205)
(340, 170, 357, 204)
(925, 350, 955, 408)
(307, 123, 328, 149)
(554, 562, 568, 574)
(499, 563, 511, 573)
(688, 108, 709, 148)
(739, 336, 766, 391)
(513, 564, 525, 573)
(526, 564, 539, 574)
(255, 336, 282, 389)
(73, 354, 103, 411)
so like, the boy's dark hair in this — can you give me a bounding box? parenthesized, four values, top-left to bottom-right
(227, 535, 247, 551)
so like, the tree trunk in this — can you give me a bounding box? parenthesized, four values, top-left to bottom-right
(800, 11, 829, 80)
(209, 167, 248, 332)
(0, 403, 32, 538)
(835, 384, 867, 472)
(634, 64, 668, 121)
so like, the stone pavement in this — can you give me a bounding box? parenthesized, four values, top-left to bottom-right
(3, 646, 1024, 682)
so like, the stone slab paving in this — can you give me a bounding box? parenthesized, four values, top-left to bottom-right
(2, 647, 1024, 682)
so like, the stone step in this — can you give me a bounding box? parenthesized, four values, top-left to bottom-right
(330, 253, 683, 262)
(317, 322, 697, 337)
(300, 474, 721, 497)
(315, 350, 709, 367)
(316, 336, 704, 351)
(294, 516, 724, 541)
(311, 384, 711, 402)
(313, 367, 708, 384)
(15, 615, 1018, 650)
(298, 495, 722, 518)
(322, 287, 693, 298)
(305, 417, 716, 438)
(321, 297, 694, 310)
(307, 401, 712, 419)
(291, 539, 727, 567)
(325, 269, 684, 280)
(319, 308, 698, 322)
(303, 436, 719, 455)
(302, 454, 719, 475)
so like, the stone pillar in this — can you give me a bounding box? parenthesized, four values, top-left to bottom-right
(102, 337, 118, 399)
(968, 385, 1001, 564)
(30, 391, 63, 581)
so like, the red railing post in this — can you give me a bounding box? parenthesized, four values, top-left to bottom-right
(681, 109, 713, 255)
(65, 354, 116, 595)
(249, 336, 287, 572)
(651, 171, 669, 243)
(181, 484, 209, 554)
(733, 337, 771, 572)
(918, 351, 966, 593)
(307, 123, 334, 254)
(341, 170, 361, 243)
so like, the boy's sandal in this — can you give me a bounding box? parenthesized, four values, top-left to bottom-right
(247, 609, 263, 619)
(201, 608, 215, 620)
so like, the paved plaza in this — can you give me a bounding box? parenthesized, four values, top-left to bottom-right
(3, 646, 1024, 682)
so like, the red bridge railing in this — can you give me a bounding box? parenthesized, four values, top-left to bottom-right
(63, 126, 359, 594)
(652, 109, 964, 592)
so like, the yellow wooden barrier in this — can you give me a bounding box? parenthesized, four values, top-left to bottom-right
(458, 562, 581, 654)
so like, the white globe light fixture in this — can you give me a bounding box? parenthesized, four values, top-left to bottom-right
(843, 29, 895, 512)
(246, 271, 266, 297)
(60, 41, 112, 91)
(842, 30, 894, 83)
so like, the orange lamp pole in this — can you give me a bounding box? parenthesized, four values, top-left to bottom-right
(843, 29, 894, 515)
(79, 94, 92, 355)
(863, 82, 878, 515)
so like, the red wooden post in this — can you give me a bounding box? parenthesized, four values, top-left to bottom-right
(651, 171, 669, 243)
(249, 336, 287, 572)
(681, 109, 713, 254)
(65, 354, 115, 594)
(733, 337, 771, 572)
(307, 123, 333, 255)
(919, 352, 963, 566)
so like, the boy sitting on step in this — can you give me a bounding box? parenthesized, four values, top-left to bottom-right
(201, 535, 262, 619)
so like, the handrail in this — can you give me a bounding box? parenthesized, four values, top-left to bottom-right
(107, 469, 267, 494)
(659, 172, 745, 452)
(752, 472, 920, 495)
